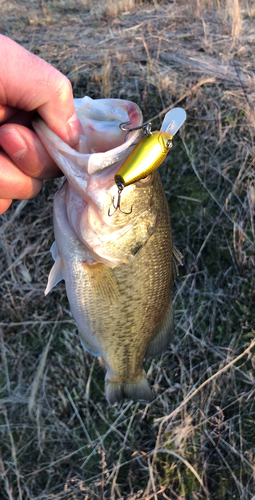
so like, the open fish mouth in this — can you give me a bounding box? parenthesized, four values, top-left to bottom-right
(33, 97, 151, 268)
(33, 96, 143, 180)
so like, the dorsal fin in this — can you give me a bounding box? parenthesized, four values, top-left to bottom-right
(172, 244, 183, 280)
(145, 301, 174, 358)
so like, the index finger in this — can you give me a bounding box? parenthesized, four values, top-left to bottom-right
(0, 35, 82, 146)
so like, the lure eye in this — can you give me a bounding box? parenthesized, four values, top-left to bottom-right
(167, 139, 172, 149)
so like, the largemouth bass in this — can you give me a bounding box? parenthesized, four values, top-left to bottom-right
(34, 96, 182, 404)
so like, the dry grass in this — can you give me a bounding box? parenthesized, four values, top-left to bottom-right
(1, 0, 255, 498)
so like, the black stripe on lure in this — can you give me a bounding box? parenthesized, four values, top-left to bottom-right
(108, 107, 186, 216)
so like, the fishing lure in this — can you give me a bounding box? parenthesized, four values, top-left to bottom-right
(108, 107, 186, 216)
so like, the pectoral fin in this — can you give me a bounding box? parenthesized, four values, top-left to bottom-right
(145, 302, 174, 358)
(83, 262, 120, 304)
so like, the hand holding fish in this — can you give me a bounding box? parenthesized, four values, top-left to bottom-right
(0, 35, 187, 403)
(0, 35, 82, 215)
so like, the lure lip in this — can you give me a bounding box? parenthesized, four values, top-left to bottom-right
(119, 107, 187, 138)
(161, 107, 187, 135)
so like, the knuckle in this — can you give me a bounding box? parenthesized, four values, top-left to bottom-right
(48, 69, 72, 104)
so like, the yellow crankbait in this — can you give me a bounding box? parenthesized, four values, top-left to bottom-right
(115, 129, 173, 187)
(108, 108, 186, 216)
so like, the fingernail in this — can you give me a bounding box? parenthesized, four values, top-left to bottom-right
(0, 128, 27, 159)
(67, 113, 82, 147)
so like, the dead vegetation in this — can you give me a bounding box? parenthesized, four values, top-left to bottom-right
(1, 0, 255, 498)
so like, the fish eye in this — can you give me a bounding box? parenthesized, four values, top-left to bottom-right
(137, 173, 152, 184)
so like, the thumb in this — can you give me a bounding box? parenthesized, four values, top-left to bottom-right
(36, 73, 82, 146)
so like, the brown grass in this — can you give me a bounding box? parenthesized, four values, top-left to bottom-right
(1, 0, 255, 498)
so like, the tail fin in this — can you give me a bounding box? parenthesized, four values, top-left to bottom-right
(105, 372, 153, 405)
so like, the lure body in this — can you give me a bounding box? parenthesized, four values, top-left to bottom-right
(115, 131, 173, 187)
(114, 107, 186, 189)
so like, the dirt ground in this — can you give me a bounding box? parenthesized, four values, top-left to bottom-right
(1, 0, 255, 498)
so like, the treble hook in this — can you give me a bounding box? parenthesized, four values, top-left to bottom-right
(119, 121, 152, 137)
(108, 182, 133, 217)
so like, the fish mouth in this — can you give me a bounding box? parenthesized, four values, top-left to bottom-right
(77, 98, 143, 175)
(33, 98, 147, 267)
(75, 96, 141, 126)
(33, 97, 143, 181)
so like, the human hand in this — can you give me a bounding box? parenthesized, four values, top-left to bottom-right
(0, 35, 82, 214)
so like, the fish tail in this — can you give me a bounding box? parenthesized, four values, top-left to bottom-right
(105, 372, 153, 405)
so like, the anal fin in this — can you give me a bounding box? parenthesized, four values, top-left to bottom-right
(79, 333, 101, 357)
